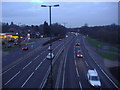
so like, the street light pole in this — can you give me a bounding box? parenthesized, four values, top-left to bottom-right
(41, 4, 59, 89)
(49, 6, 53, 89)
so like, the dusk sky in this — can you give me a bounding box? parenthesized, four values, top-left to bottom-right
(2, 2, 118, 28)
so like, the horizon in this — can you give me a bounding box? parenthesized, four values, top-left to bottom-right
(2, 2, 118, 28)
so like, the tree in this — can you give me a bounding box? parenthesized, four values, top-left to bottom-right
(43, 21, 50, 36)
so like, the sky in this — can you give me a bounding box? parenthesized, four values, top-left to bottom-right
(2, 2, 118, 28)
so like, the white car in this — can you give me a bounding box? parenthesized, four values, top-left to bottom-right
(87, 69, 101, 87)
(47, 53, 54, 59)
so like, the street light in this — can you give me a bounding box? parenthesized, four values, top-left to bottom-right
(41, 4, 59, 89)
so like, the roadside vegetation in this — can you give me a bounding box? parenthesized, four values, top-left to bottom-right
(42, 36, 65, 46)
(86, 37, 120, 53)
(3, 45, 19, 52)
(86, 37, 119, 60)
(86, 37, 104, 48)
(24, 40, 34, 43)
(96, 51, 118, 60)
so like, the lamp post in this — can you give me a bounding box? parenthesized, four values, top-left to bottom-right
(41, 4, 59, 88)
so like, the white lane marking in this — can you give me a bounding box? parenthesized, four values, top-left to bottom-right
(76, 68, 79, 77)
(40, 44, 64, 88)
(82, 35, 119, 89)
(33, 55, 40, 60)
(1, 41, 62, 77)
(85, 60, 89, 67)
(90, 52, 119, 89)
(21, 72, 34, 88)
(41, 50, 46, 55)
(1, 64, 16, 76)
(4, 71, 20, 85)
(101, 68, 119, 89)
(74, 50, 75, 54)
(74, 60, 77, 66)
(79, 81, 82, 90)
(55, 55, 64, 88)
(39, 66, 50, 88)
(41, 68, 50, 88)
(62, 51, 68, 89)
(23, 61, 32, 70)
(54, 42, 63, 51)
(74, 54, 76, 60)
(35, 62, 43, 71)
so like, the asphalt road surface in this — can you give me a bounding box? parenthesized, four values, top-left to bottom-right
(2, 33, 120, 89)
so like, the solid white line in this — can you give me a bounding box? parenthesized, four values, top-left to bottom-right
(40, 37, 74, 89)
(79, 81, 82, 90)
(23, 61, 32, 70)
(85, 61, 89, 67)
(40, 44, 64, 88)
(21, 72, 34, 88)
(62, 52, 67, 89)
(39, 67, 50, 88)
(101, 68, 119, 89)
(82, 35, 119, 89)
(89, 47, 119, 89)
(76, 68, 79, 77)
(4, 71, 20, 85)
(55, 55, 64, 88)
(41, 68, 50, 88)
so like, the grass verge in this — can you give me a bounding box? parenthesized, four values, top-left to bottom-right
(97, 51, 118, 60)
(86, 37, 104, 48)
(3, 45, 19, 52)
(86, 37, 120, 53)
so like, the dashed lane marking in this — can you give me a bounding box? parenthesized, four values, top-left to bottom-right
(22, 61, 32, 70)
(4, 71, 20, 85)
(79, 81, 82, 90)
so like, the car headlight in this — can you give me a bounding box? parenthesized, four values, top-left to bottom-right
(91, 84, 95, 86)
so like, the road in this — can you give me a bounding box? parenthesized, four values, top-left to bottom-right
(2, 33, 120, 89)
(54, 34, 119, 90)
(2, 38, 49, 67)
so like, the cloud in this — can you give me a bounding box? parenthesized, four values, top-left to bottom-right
(2, 2, 118, 27)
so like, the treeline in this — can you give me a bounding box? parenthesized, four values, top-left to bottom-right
(2, 21, 67, 38)
(43, 21, 67, 37)
(79, 24, 120, 45)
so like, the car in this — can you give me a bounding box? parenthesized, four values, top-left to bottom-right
(47, 53, 54, 59)
(21, 46, 28, 50)
(7, 44, 12, 48)
(48, 46, 52, 51)
(76, 43, 80, 48)
(13, 42, 18, 45)
(59, 39, 62, 41)
(87, 69, 101, 87)
(76, 52, 83, 58)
